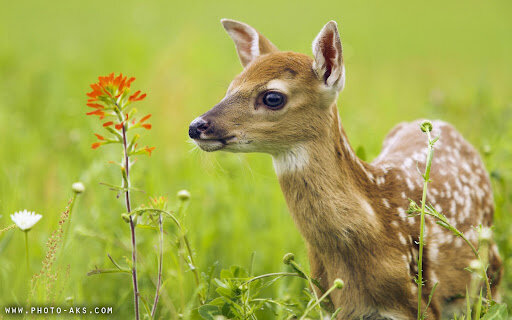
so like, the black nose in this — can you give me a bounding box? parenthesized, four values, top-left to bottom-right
(189, 118, 210, 139)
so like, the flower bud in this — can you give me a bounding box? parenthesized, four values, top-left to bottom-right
(420, 120, 433, 133)
(72, 182, 85, 194)
(177, 190, 191, 201)
(121, 213, 131, 223)
(333, 278, 344, 289)
(479, 227, 492, 243)
(407, 200, 417, 214)
(482, 144, 492, 156)
(283, 253, 295, 265)
(469, 259, 482, 271)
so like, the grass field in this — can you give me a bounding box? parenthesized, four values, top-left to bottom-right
(0, 0, 511, 319)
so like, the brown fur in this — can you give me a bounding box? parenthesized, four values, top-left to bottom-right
(190, 20, 502, 319)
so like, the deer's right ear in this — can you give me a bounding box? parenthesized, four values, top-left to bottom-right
(221, 19, 278, 68)
(312, 21, 345, 91)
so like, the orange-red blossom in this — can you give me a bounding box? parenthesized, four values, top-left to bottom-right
(86, 73, 155, 156)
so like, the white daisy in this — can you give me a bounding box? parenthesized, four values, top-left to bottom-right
(10, 210, 42, 231)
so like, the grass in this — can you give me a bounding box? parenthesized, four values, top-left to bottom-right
(0, 0, 511, 319)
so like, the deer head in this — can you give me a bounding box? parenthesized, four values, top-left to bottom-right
(189, 19, 345, 155)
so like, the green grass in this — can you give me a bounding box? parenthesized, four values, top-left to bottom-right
(0, 0, 511, 319)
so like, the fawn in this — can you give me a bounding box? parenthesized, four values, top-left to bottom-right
(189, 19, 502, 319)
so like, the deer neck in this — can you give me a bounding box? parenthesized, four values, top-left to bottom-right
(272, 103, 381, 251)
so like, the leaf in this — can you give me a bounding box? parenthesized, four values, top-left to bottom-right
(475, 289, 483, 320)
(215, 285, 234, 298)
(230, 265, 249, 278)
(422, 282, 438, 319)
(221, 303, 233, 317)
(331, 307, 342, 319)
(86, 268, 130, 276)
(198, 305, 220, 320)
(481, 304, 508, 320)
(466, 287, 472, 320)
(135, 224, 159, 231)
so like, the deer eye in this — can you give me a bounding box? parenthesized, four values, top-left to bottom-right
(262, 91, 286, 110)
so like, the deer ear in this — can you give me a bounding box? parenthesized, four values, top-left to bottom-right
(312, 21, 345, 91)
(221, 19, 278, 68)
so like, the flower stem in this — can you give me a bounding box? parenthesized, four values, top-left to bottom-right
(25, 231, 29, 274)
(63, 192, 78, 246)
(122, 123, 139, 320)
(151, 214, 163, 318)
(300, 282, 341, 320)
(175, 200, 204, 304)
(417, 130, 434, 320)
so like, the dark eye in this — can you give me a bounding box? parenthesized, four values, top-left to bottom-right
(262, 91, 286, 109)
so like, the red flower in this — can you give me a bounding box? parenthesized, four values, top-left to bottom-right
(86, 73, 144, 104)
(86, 109, 106, 119)
(87, 103, 104, 109)
(129, 91, 146, 102)
(139, 114, 151, 123)
(144, 146, 156, 156)
(86, 73, 152, 155)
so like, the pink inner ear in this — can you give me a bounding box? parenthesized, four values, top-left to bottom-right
(321, 31, 336, 83)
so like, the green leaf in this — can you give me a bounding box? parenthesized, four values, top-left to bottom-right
(230, 265, 249, 278)
(481, 304, 508, 320)
(466, 287, 472, 320)
(198, 305, 220, 320)
(221, 303, 233, 317)
(135, 224, 159, 231)
(475, 289, 483, 320)
(215, 286, 234, 298)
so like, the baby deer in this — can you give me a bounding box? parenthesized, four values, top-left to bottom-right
(189, 19, 502, 319)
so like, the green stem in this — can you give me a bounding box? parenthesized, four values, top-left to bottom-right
(122, 122, 139, 320)
(62, 193, 78, 250)
(418, 130, 433, 320)
(176, 201, 203, 305)
(25, 231, 29, 274)
(300, 284, 339, 320)
(151, 214, 164, 318)
(463, 237, 492, 312)
(243, 272, 302, 285)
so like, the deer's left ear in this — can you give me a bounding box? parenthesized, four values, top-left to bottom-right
(312, 21, 345, 91)
(221, 19, 278, 68)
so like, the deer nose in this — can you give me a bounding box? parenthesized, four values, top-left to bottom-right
(189, 117, 210, 139)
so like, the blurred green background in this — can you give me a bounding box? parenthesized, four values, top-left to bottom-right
(0, 0, 511, 318)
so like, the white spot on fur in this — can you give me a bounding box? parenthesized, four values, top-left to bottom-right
(406, 178, 415, 190)
(360, 198, 377, 220)
(273, 146, 309, 175)
(398, 232, 407, 245)
(431, 271, 439, 285)
(398, 207, 407, 220)
(382, 198, 390, 208)
(429, 243, 439, 261)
